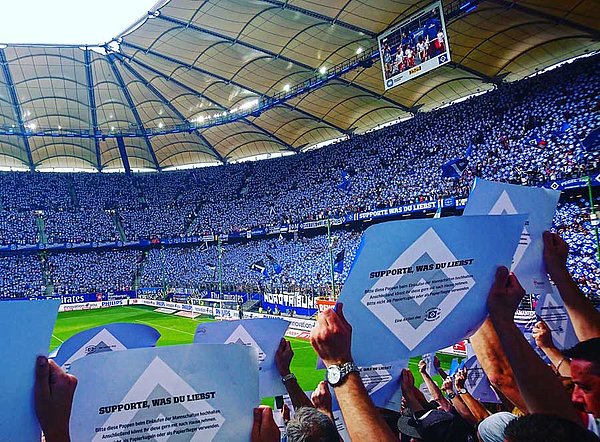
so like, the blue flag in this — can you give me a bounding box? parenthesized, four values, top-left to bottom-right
(266, 254, 283, 274)
(0, 299, 60, 442)
(337, 170, 351, 191)
(582, 127, 600, 152)
(194, 318, 289, 397)
(336, 214, 526, 364)
(334, 250, 345, 274)
(52, 323, 161, 369)
(448, 358, 460, 377)
(465, 141, 473, 158)
(69, 344, 259, 441)
(441, 158, 468, 178)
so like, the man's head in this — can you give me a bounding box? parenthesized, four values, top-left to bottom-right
(286, 407, 338, 442)
(503, 413, 598, 442)
(563, 338, 600, 417)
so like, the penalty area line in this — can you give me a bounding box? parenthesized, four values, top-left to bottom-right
(52, 334, 65, 343)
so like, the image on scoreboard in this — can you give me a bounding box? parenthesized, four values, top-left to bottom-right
(378, 1, 451, 90)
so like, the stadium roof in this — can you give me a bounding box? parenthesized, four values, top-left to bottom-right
(0, 0, 598, 171)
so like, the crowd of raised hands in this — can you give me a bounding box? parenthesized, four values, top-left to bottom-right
(31, 231, 600, 441)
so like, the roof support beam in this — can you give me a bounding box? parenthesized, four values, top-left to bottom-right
(254, 0, 376, 37)
(0, 48, 34, 170)
(84, 49, 102, 170)
(115, 52, 300, 153)
(154, 14, 411, 112)
(117, 59, 226, 163)
(106, 54, 161, 171)
(120, 41, 349, 134)
(115, 136, 132, 175)
(486, 0, 600, 39)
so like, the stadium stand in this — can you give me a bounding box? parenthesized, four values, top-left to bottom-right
(0, 56, 598, 299)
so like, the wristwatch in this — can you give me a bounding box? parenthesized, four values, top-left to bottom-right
(447, 392, 456, 400)
(326, 362, 359, 386)
(457, 388, 467, 395)
(282, 373, 296, 384)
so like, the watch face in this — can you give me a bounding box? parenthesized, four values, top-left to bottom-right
(327, 366, 342, 385)
(459, 388, 467, 394)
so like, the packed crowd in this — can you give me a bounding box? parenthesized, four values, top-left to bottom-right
(28, 231, 600, 442)
(0, 196, 598, 298)
(140, 230, 362, 291)
(0, 55, 597, 246)
(48, 250, 139, 294)
(0, 55, 598, 298)
(0, 254, 44, 298)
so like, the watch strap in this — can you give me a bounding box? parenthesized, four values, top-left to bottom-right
(282, 373, 296, 384)
(340, 362, 359, 378)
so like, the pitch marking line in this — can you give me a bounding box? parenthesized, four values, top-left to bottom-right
(52, 334, 65, 343)
(133, 319, 195, 336)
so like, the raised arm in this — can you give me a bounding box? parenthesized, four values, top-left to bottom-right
(470, 318, 528, 412)
(275, 338, 314, 410)
(454, 368, 491, 423)
(310, 381, 334, 422)
(434, 355, 448, 380)
(400, 369, 425, 414)
(487, 266, 580, 424)
(543, 231, 600, 341)
(418, 359, 452, 412)
(441, 376, 477, 426)
(532, 320, 571, 377)
(310, 303, 397, 442)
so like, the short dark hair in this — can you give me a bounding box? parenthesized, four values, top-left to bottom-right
(504, 414, 598, 442)
(563, 338, 600, 375)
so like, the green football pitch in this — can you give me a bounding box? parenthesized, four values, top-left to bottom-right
(51, 305, 455, 405)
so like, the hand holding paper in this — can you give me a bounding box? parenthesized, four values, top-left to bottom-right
(251, 406, 280, 442)
(275, 338, 293, 376)
(542, 231, 569, 278)
(35, 356, 77, 442)
(487, 266, 526, 323)
(310, 303, 353, 367)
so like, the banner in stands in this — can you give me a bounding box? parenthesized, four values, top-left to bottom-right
(543, 172, 600, 191)
(317, 299, 336, 312)
(69, 344, 259, 441)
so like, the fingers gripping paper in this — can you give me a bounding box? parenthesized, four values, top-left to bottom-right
(338, 215, 526, 364)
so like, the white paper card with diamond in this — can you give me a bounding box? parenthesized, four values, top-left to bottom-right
(338, 214, 526, 364)
(463, 179, 560, 294)
(69, 344, 259, 442)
